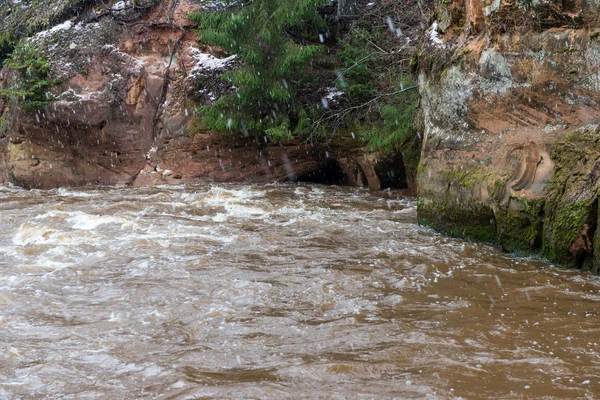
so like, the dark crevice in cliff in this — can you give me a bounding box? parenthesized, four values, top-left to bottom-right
(296, 159, 348, 185)
(357, 165, 368, 188)
(374, 153, 407, 190)
(575, 197, 598, 269)
(533, 207, 545, 250)
(152, 26, 187, 140)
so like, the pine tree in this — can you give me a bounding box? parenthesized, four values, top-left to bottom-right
(189, 0, 330, 140)
(0, 42, 55, 111)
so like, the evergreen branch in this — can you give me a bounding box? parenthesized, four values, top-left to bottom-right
(307, 86, 418, 144)
(335, 51, 378, 82)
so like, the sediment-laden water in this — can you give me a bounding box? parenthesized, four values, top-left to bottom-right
(1, 184, 600, 398)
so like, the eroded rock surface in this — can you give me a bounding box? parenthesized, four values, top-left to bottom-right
(0, 0, 406, 191)
(417, 0, 600, 269)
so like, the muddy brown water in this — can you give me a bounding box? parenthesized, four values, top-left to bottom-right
(1, 183, 600, 399)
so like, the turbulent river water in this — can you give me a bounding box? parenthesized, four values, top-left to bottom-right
(1, 183, 600, 399)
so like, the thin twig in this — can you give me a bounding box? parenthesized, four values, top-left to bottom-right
(306, 86, 418, 144)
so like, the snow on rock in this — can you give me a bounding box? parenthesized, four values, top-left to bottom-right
(33, 20, 73, 39)
(113, 0, 128, 10)
(320, 88, 344, 109)
(101, 44, 146, 75)
(189, 49, 237, 76)
(199, 0, 240, 11)
(426, 21, 445, 49)
(111, 0, 133, 17)
(324, 88, 344, 100)
(187, 49, 238, 105)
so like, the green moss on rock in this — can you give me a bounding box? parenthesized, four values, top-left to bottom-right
(417, 125, 600, 271)
(418, 195, 497, 243)
(538, 126, 600, 267)
(496, 197, 545, 254)
(441, 166, 490, 191)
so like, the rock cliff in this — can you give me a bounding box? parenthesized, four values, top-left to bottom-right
(0, 0, 408, 191)
(416, 0, 600, 269)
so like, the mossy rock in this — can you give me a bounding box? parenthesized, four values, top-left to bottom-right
(417, 125, 600, 271)
(418, 196, 497, 243)
(496, 197, 545, 254)
(540, 126, 600, 268)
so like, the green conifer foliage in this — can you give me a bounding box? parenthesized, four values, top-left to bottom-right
(358, 92, 417, 153)
(335, 27, 377, 101)
(335, 20, 418, 153)
(0, 42, 56, 111)
(189, 0, 330, 140)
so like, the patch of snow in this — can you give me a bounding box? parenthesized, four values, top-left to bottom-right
(34, 20, 73, 39)
(146, 146, 158, 160)
(200, 0, 240, 11)
(113, 0, 128, 10)
(189, 49, 237, 76)
(426, 21, 445, 49)
(324, 88, 344, 100)
(57, 88, 83, 100)
(320, 88, 344, 109)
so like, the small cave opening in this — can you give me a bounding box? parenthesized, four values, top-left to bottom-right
(561, 0, 577, 12)
(296, 159, 348, 185)
(374, 152, 408, 190)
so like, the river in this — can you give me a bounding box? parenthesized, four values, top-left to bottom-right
(1, 183, 599, 398)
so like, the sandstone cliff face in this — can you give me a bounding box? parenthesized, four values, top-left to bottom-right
(0, 0, 407, 191)
(417, 0, 600, 269)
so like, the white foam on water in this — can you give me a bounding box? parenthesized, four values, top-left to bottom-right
(55, 187, 96, 197)
(67, 212, 126, 230)
(34, 210, 72, 220)
(224, 203, 270, 219)
(212, 213, 227, 222)
(171, 380, 186, 388)
(12, 223, 58, 246)
(141, 364, 163, 378)
(78, 353, 128, 372)
(206, 185, 266, 201)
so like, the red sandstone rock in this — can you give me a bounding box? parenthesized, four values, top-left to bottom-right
(0, 0, 397, 190)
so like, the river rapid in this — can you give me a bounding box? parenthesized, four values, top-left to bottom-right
(1, 183, 600, 399)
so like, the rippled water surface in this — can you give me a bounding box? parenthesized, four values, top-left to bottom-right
(2, 184, 600, 399)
